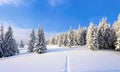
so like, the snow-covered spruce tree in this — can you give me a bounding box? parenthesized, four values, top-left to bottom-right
(0, 25, 4, 58)
(115, 28, 120, 50)
(97, 17, 111, 49)
(76, 26, 84, 45)
(4, 26, 19, 56)
(76, 25, 87, 46)
(13, 39, 19, 53)
(68, 26, 74, 48)
(63, 32, 68, 46)
(58, 34, 63, 47)
(28, 29, 36, 52)
(73, 30, 78, 46)
(55, 36, 59, 45)
(42, 29, 47, 50)
(19, 40, 24, 48)
(50, 37, 56, 45)
(82, 28, 87, 45)
(113, 14, 120, 50)
(86, 22, 98, 50)
(108, 28, 116, 49)
(46, 39, 51, 45)
(76, 25, 81, 45)
(34, 27, 46, 53)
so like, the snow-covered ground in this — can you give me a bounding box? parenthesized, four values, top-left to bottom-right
(0, 45, 120, 72)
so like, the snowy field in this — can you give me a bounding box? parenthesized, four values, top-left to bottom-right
(0, 45, 120, 72)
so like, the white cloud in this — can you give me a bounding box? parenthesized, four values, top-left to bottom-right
(0, 0, 24, 6)
(0, 0, 36, 7)
(48, 0, 64, 7)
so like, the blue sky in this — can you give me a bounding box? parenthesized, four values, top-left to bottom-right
(0, 0, 120, 33)
(0, 0, 120, 32)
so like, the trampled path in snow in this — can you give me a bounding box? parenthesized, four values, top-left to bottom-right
(64, 51, 71, 72)
(0, 45, 120, 72)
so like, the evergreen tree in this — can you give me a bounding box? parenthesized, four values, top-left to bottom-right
(73, 30, 78, 46)
(55, 36, 59, 45)
(34, 27, 46, 53)
(19, 40, 24, 48)
(0, 25, 4, 58)
(50, 37, 56, 45)
(46, 39, 50, 45)
(28, 29, 36, 52)
(108, 28, 116, 49)
(58, 34, 63, 47)
(97, 17, 111, 49)
(68, 26, 74, 48)
(82, 28, 87, 45)
(13, 39, 19, 53)
(76, 25, 87, 46)
(63, 32, 68, 46)
(86, 22, 98, 50)
(115, 28, 120, 50)
(76, 25, 81, 45)
(113, 14, 120, 50)
(76, 26, 84, 45)
(4, 26, 19, 56)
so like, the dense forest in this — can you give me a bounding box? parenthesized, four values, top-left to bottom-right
(47, 14, 120, 51)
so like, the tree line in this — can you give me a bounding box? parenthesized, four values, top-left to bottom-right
(47, 14, 120, 51)
(0, 26, 47, 58)
(46, 26, 87, 47)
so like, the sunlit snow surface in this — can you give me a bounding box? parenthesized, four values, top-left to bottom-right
(0, 45, 120, 72)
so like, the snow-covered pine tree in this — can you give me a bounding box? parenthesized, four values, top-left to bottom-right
(97, 17, 111, 49)
(58, 34, 63, 47)
(50, 37, 56, 45)
(13, 39, 19, 53)
(55, 36, 59, 45)
(46, 39, 50, 45)
(63, 32, 68, 46)
(113, 14, 120, 50)
(34, 27, 46, 53)
(76, 25, 87, 46)
(28, 29, 36, 52)
(68, 26, 74, 48)
(76, 25, 81, 45)
(113, 21, 118, 47)
(19, 40, 24, 48)
(86, 22, 98, 50)
(73, 30, 78, 46)
(4, 26, 19, 56)
(41, 29, 47, 50)
(82, 28, 87, 45)
(0, 25, 4, 58)
(108, 28, 116, 49)
(115, 28, 120, 50)
(76, 25, 84, 45)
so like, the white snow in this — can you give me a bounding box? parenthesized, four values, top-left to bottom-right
(0, 45, 120, 72)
